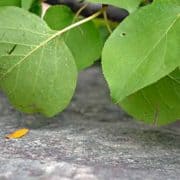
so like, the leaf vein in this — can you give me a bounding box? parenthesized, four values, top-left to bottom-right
(125, 15, 179, 89)
(0, 27, 50, 36)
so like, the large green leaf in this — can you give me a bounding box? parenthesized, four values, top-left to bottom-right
(84, 0, 142, 12)
(0, 7, 77, 117)
(0, 0, 21, 6)
(102, 1, 180, 103)
(44, 5, 103, 70)
(120, 69, 180, 125)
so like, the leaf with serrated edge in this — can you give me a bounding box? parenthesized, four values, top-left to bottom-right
(0, 7, 77, 117)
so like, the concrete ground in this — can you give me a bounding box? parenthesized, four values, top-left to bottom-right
(0, 66, 179, 180)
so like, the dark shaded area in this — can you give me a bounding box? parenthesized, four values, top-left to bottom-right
(140, 0, 153, 7)
(45, 0, 129, 22)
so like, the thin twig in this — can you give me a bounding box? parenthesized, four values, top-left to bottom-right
(103, 10, 112, 33)
(73, 3, 89, 22)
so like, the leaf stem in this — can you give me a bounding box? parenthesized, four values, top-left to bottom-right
(73, 3, 89, 22)
(103, 10, 112, 34)
(0, 7, 107, 80)
(56, 6, 107, 36)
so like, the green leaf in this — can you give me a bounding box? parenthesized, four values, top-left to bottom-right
(21, 0, 34, 10)
(44, 5, 103, 70)
(65, 22, 103, 70)
(0, 7, 77, 117)
(21, 0, 42, 16)
(120, 69, 180, 126)
(84, 0, 142, 12)
(102, 1, 180, 103)
(44, 5, 74, 30)
(29, 0, 42, 16)
(154, 0, 180, 5)
(0, 0, 21, 7)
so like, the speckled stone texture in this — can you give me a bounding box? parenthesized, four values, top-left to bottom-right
(0, 66, 179, 180)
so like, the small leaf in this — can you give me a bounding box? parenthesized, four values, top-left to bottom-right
(44, 5, 103, 70)
(44, 5, 74, 30)
(5, 128, 29, 139)
(65, 21, 103, 70)
(29, 0, 42, 16)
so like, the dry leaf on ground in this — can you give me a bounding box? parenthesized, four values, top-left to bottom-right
(5, 128, 29, 139)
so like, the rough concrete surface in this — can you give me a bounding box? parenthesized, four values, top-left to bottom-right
(0, 66, 179, 180)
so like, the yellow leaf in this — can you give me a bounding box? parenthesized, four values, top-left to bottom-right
(5, 128, 29, 139)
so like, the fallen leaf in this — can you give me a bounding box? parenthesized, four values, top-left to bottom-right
(5, 128, 29, 139)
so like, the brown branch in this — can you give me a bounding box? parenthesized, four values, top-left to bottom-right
(44, 0, 129, 22)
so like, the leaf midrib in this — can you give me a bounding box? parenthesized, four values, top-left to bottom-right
(0, 8, 104, 80)
(0, 30, 60, 81)
(122, 14, 180, 98)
